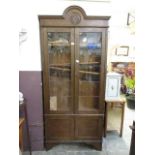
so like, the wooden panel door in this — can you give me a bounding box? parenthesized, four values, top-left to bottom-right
(42, 28, 75, 114)
(75, 28, 107, 114)
(75, 116, 103, 140)
(45, 116, 74, 140)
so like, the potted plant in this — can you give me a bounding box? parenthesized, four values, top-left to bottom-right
(123, 64, 135, 109)
(124, 68, 135, 110)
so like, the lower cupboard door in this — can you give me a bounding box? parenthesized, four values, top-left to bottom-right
(45, 116, 74, 140)
(75, 116, 103, 140)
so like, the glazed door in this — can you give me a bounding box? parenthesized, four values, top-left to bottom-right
(43, 28, 75, 113)
(75, 28, 106, 114)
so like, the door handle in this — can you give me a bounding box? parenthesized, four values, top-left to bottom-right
(76, 59, 79, 63)
(71, 42, 75, 45)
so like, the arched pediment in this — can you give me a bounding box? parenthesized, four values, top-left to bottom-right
(63, 6, 87, 25)
(39, 5, 110, 27)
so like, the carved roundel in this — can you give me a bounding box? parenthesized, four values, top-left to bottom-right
(70, 12, 81, 25)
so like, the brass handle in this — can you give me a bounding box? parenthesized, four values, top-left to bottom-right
(76, 60, 79, 63)
(71, 42, 75, 45)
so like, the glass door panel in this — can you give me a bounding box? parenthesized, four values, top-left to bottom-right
(77, 31, 102, 112)
(48, 31, 73, 112)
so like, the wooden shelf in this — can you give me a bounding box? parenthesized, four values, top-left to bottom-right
(79, 80, 99, 83)
(50, 66, 71, 72)
(79, 70, 100, 75)
(80, 62, 100, 65)
(49, 63, 71, 67)
(49, 62, 100, 66)
(49, 67, 99, 75)
(80, 45, 101, 49)
(48, 44, 70, 47)
(48, 41, 70, 47)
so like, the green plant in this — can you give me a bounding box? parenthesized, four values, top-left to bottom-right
(124, 76, 135, 109)
(123, 64, 135, 109)
(124, 76, 135, 95)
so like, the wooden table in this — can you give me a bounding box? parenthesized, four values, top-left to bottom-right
(19, 118, 25, 151)
(104, 97, 126, 137)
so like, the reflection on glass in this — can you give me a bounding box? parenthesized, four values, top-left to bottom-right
(79, 32, 101, 63)
(78, 32, 102, 112)
(48, 32, 71, 112)
(48, 32, 71, 65)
